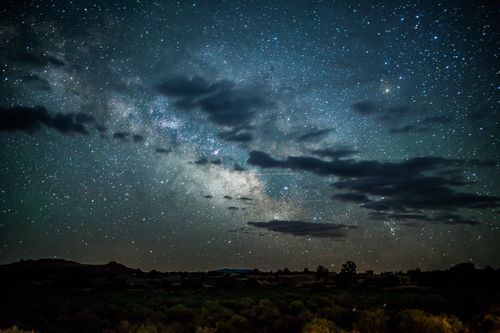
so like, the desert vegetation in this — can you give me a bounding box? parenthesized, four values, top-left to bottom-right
(0, 260, 499, 332)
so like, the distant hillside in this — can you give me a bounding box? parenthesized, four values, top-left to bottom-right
(216, 268, 253, 274)
(0, 258, 138, 280)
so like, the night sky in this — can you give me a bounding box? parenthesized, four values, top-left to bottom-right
(1, 0, 499, 272)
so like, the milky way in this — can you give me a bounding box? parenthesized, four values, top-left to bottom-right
(0, 0, 498, 272)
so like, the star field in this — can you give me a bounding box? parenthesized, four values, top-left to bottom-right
(0, 0, 498, 272)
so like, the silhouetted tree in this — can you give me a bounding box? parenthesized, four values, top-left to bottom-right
(315, 265, 329, 281)
(340, 260, 357, 276)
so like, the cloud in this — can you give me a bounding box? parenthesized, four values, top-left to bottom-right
(311, 147, 358, 160)
(369, 211, 480, 225)
(111, 132, 147, 143)
(233, 163, 246, 171)
(113, 132, 129, 140)
(248, 150, 466, 178)
(21, 75, 51, 91)
(378, 106, 411, 122)
(332, 192, 370, 203)
(194, 157, 222, 166)
(247, 220, 358, 238)
(247, 151, 288, 168)
(156, 75, 275, 128)
(0, 106, 94, 135)
(296, 128, 334, 142)
(247, 150, 499, 223)
(351, 101, 423, 131)
(352, 101, 457, 135)
(218, 126, 253, 142)
(421, 115, 452, 125)
(352, 101, 378, 115)
(156, 148, 172, 154)
(388, 125, 430, 134)
(132, 134, 145, 143)
(9, 52, 65, 67)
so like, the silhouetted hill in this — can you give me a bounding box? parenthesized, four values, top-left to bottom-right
(0, 258, 137, 274)
(0, 258, 139, 290)
(216, 268, 253, 274)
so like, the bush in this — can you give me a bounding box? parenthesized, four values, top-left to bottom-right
(301, 318, 346, 333)
(397, 309, 464, 333)
(306, 296, 332, 311)
(164, 304, 195, 322)
(353, 308, 389, 333)
(289, 300, 308, 315)
(473, 312, 500, 332)
(217, 314, 249, 333)
(319, 305, 360, 329)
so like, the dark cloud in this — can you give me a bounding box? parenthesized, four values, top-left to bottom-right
(156, 75, 275, 128)
(296, 128, 334, 142)
(221, 132, 253, 142)
(156, 148, 172, 154)
(332, 192, 370, 203)
(233, 163, 246, 171)
(156, 76, 217, 96)
(95, 125, 107, 132)
(379, 106, 411, 122)
(247, 150, 499, 223)
(333, 173, 499, 215)
(352, 101, 378, 115)
(421, 115, 452, 125)
(247, 151, 288, 168)
(21, 75, 51, 91)
(248, 150, 465, 178)
(0, 106, 94, 135)
(194, 157, 209, 165)
(247, 220, 358, 238)
(388, 125, 430, 134)
(386, 115, 452, 135)
(194, 157, 221, 166)
(311, 147, 358, 160)
(218, 126, 253, 142)
(111, 131, 145, 143)
(351, 102, 427, 132)
(369, 211, 480, 225)
(132, 134, 145, 143)
(113, 132, 129, 140)
(9, 52, 65, 67)
(355, 106, 456, 135)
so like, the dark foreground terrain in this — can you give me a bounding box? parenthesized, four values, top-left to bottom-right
(0, 259, 499, 333)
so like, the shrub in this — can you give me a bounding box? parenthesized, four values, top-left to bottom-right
(217, 314, 249, 333)
(301, 318, 346, 333)
(353, 308, 389, 333)
(397, 309, 464, 333)
(319, 305, 360, 329)
(164, 304, 195, 322)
